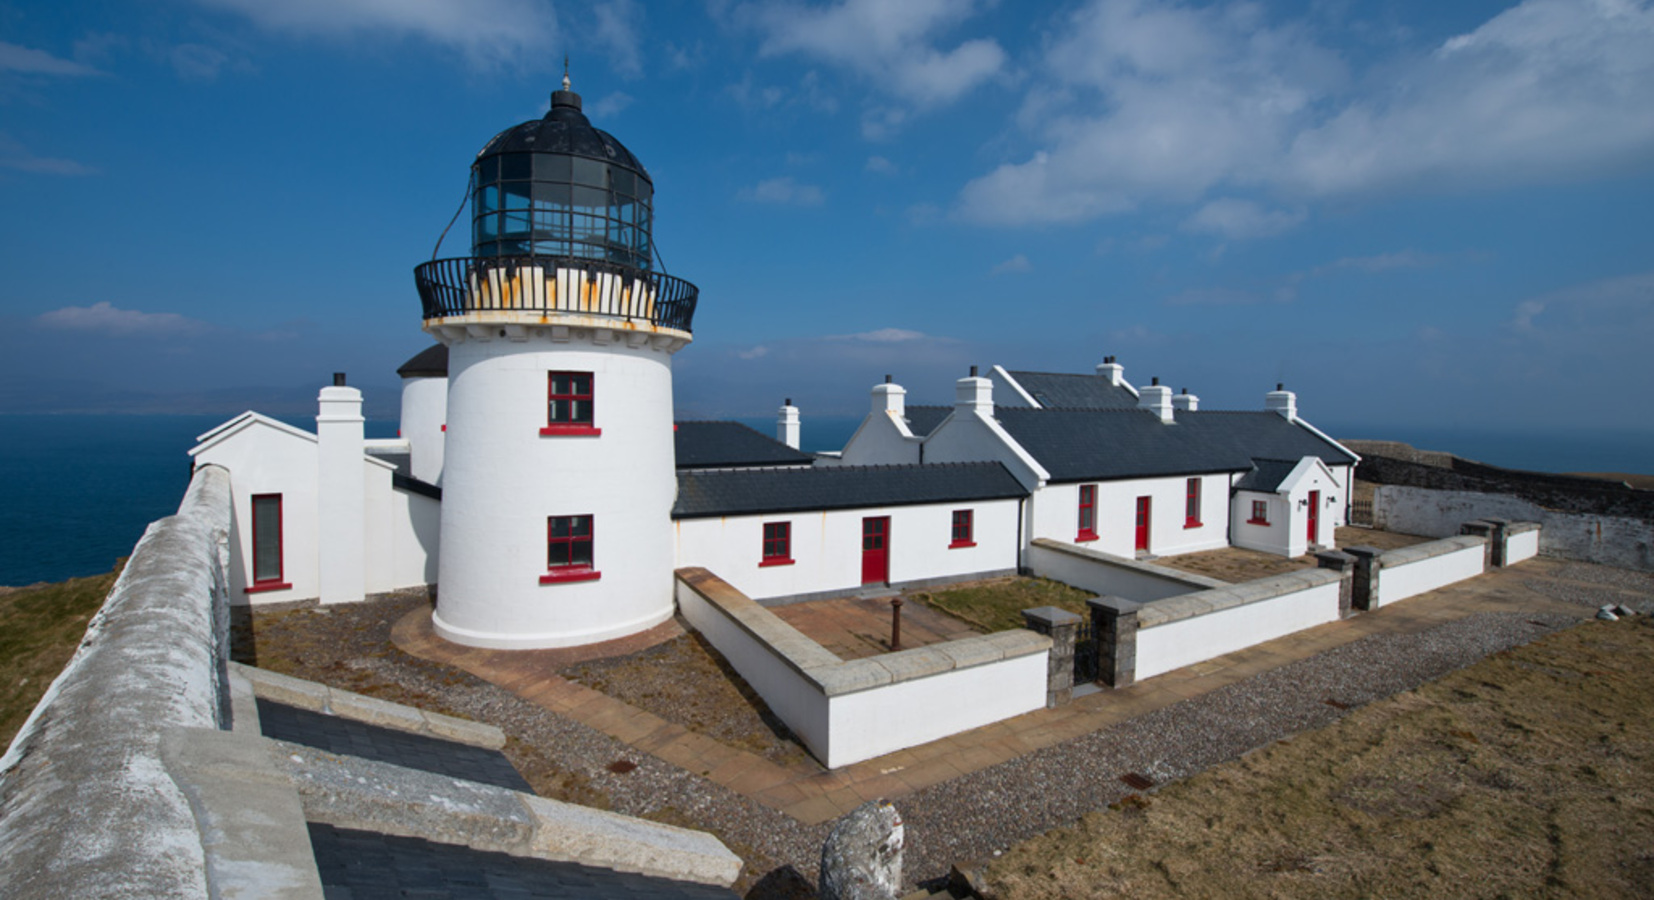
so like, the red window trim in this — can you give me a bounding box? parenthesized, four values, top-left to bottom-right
(950, 509, 976, 548)
(245, 493, 291, 593)
(1184, 477, 1203, 529)
(539, 424, 602, 437)
(539, 567, 601, 584)
(1248, 499, 1270, 526)
(1076, 484, 1099, 542)
(542, 514, 599, 584)
(545, 371, 597, 436)
(761, 521, 794, 567)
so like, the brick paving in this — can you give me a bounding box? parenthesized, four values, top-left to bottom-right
(393, 557, 1591, 827)
(771, 595, 980, 659)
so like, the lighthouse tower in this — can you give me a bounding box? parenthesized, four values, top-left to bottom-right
(413, 78, 697, 649)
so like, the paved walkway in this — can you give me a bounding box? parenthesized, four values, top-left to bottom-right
(772, 595, 979, 660)
(393, 557, 1591, 827)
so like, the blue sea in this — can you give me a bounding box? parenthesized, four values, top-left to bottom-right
(2, 413, 1649, 587)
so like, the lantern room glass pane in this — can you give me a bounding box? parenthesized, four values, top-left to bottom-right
(534, 153, 571, 183)
(572, 157, 607, 187)
(500, 153, 531, 180)
(477, 156, 499, 184)
(503, 183, 531, 210)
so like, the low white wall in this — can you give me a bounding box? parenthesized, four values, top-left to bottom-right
(1506, 527, 1540, 565)
(1028, 538, 1224, 602)
(1375, 537, 1486, 607)
(675, 568, 1048, 768)
(1375, 485, 1654, 571)
(1134, 571, 1343, 680)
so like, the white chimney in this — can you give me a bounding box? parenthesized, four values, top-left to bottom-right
(777, 398, 800, 450)
(1096, 355, 1125, 387)
(1172, 388, 1199, 412)
(1138, 376, 1174, 423)
(316, 374, 365, 605)
(871, 375, 905, 418)
(955, 365, 993, 416)
(1265, 382, 1297, 420)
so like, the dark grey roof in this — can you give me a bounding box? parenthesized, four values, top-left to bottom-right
(397, 343, 448, 378)
(1234, 458, 1302, 492)
(256, 700, 530, 792)
(675, 421, 813, 469)
(673, 462, 1027, 519)
(903, 405, 951, 437)
(478, 90, 651, 181)
(995, 408, 1357, 483)
(1005, 370, 1138, 409)
(367, 448, 412, 475)
(308, 823, 736, 899)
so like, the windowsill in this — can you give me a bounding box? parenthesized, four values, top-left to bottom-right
(1247, 518, 1271, 526)
(244, 581, 291, 595)
(539, 567, 601, 584)
(540, 425, 602, 437)
(1076, 530, 1099, 543)
(949, 540, 977, 549)
(759, 557, 795, 567)
(1184, 519, 1202, 529)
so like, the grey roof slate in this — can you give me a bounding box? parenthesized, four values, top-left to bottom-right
(1005, 370, 1139, 409)
(994, 408, 1357, 483)
(1234, 458, 1302, 492)
(903, 405, 952, 437)
(307, 823, 736, 899)
(256, 700, 530, 793)
(674, 421, 813, 469)
(673, 462, 1027, 519)
(397, 343, 449, 378)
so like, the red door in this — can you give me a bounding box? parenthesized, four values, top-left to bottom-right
(1134, 496, 1151, 552)
(862, 516, 890, 584)
(1307, 490, 1320, 544)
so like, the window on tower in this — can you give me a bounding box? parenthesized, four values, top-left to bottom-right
(542, 371, 600, 436)
(541, 514, 600, 584)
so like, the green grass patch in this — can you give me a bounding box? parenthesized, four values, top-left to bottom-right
(911, 576, 1093, 633)
(0, 564, 122, 748)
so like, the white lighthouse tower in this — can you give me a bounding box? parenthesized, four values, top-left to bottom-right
(413, 78, 697, 649)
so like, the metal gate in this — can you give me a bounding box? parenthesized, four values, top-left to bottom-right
(1073, 616, 1099, 684)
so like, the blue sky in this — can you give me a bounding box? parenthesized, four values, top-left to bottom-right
(1, 0, 1651, 437)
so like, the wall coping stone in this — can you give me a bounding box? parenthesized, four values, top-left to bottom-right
(1378, 534, 1487, 568)
(1021, 606, 1082, 628)
(230, 662, 506, 751)
(1506, 521, 1541, 535)
(1087, 595, 1144, 617)
(1137, 567, 1342, 629)
(1029, 537, 1230, 590)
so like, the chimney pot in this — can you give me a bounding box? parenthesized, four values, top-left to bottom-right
(885, 374, 892, 384)
(333, 372, 346, 386)
(1277, 382, 1284, 391)
(785, 397, 792, 406)
(970, 365, 978, 377)
(1151, 376, 1160, 386)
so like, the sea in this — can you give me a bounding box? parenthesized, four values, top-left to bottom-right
(2, 413, 1649, 588)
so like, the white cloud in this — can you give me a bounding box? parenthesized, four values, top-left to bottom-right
(590, 0, 643, 79)
(738, 176, 826, 206)
(990, 254, 1031, 275)
(0, 41, 101, 76)
(959, 0, 1654, 226)
(1182, 198, 1306, 240)
(587, 91, 633, 119)
(827, 328, 938, 343)
(187, 0, 556, 67)
(865, 155, 898, 175)
(1315, 250, 1442, 274)
(170, 44, 230, 81)
(0, 134, 96, 176)
(36, 302, 210, 336)
(744, 0, 1005, 113)
(736, 345, 770, 360)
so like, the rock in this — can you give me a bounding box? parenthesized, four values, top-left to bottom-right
(1597, 606, 1619, 621)
(819, 800, 904, 900)
(1614, 604, 1637, 617)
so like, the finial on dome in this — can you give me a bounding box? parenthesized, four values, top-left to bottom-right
(562, 55, 571, 92)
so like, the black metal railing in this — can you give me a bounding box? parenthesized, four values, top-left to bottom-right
(413, 255, 697, 334)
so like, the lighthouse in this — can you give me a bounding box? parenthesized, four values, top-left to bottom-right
(413, 77, 697, 649)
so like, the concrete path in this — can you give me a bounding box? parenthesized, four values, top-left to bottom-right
(393, 557, 1590, 827)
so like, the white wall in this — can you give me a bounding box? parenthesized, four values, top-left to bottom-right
(827, 652, 1046, 764)
(1376, 540, 1486, 607)
(833, 411, 921, 466)
(399, 375, 448, 485)
(1506, 528, 1540, 565)
(674, 498, 1021, 602)
(1026, 539, 1216, 602)
(1029, 476, 1230, 559)
(921, 408, 1046, 491)
(191, 417, 320, 604)
(1136, 579, 1342, 680)
(1230, 489, 1289, 556)
(1374, 486, 1652, 571)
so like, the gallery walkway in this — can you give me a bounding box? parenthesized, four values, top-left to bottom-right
(394, 557, 1594, 827)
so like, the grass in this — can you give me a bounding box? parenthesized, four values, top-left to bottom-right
(0, 563, 121, 749)
(985, 617, 1654, 899)
(909, 576, 1095, 634)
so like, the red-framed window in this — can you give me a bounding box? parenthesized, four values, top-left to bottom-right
(246, 493, 291, 594)
(1249, 499, 1270, 525)
(1184, 477, 1202, 528)
(541, 514, 600, 583)
(760, 521, 794, 566)
(541, 371, 600, 436)
(950, 509, 976, 548)
(1076, 484, 1099, 542)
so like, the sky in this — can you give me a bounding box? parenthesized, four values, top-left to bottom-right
(1, 0, 1651, 437)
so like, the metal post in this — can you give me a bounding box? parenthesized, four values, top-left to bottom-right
(890, 597, 903, 652)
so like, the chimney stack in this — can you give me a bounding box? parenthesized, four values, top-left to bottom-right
(316, 381, 365, 604)
(1172, 387, 1199, 412)
(777, 398, 800, 450)
(1138, 378, 1174, 423)
(1265, 383, 1297, 420)
(1096, 355, 1125, 387)
(872, 378, 906, 418)
(955, 370, 993, 417)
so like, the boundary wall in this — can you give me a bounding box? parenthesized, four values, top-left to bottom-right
(675, 567, 1049, 768)
(1374, 485, 1651, 571)
(1027, 538, 1225, 601)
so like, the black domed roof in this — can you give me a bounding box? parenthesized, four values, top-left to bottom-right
(396, 343, 448, 378)
(474, 89, 650, 183)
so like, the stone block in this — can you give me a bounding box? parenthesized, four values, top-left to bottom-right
(421, 711, 507, 750)
(935, 637, 1006, 669)
(232, 662, 329, 713)
(328, 689, 428, 734)
(813, 661, 893, 697)
(872, 647, 956, 683)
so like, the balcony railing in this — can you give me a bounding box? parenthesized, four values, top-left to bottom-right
(414, 256, 697, 335)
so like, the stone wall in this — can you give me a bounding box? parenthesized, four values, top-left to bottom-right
(1376, 486, 1652, 571)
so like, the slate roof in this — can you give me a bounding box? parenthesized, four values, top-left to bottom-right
(673, 462, 1027, 519)
(1234, 458, 1303, 493)
(674, 421, 813, 469)
(397, 343, 449, 378)
(903, 405, 952, 437)
(256, 700, 531, 793)
(308, 823, 736, 899)
(994, 408, 1357, 484)
(1005, 370, 1139, 409)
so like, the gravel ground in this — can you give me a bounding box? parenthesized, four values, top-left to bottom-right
(239, 562, 1645, 897)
